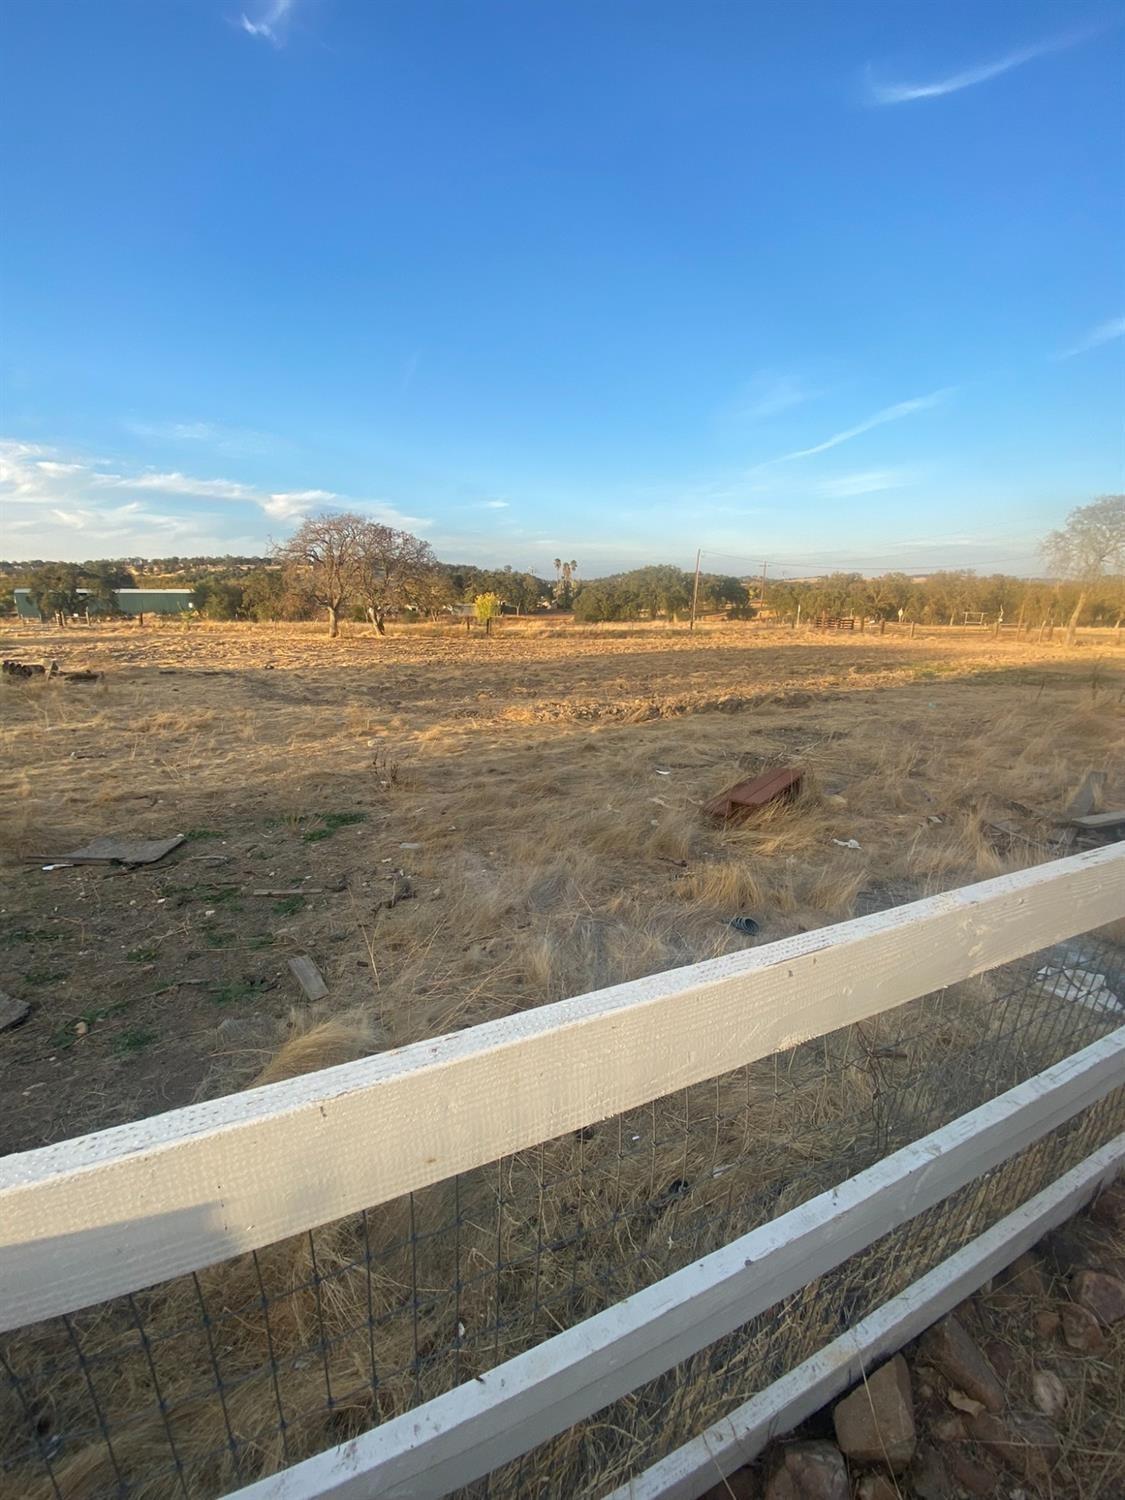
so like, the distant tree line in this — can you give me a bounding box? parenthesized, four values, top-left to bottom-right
(4, 496, 1121, 637)
(573, 566, 749, 622)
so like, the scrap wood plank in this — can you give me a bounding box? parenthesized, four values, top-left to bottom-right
(1069, 811, 1125, 831)
(704, 766, 801, 820)
(288, 956, 329, 1001)
(0, 843, 1122, 1331)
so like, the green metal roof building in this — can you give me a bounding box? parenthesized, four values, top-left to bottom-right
(13, 587, 196, 621)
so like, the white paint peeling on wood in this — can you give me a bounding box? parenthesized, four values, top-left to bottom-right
(223, 1033, 1125, 1500)
(0, 844, 1122, 1330)
(605, 1130, 1125, 1500)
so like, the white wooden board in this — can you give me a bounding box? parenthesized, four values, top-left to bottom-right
(605, 1133, 1125, 1500)
(224, 1030, 1125, 1500)
(1, 844, 1122, 1329)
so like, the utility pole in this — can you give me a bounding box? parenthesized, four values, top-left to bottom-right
(689, 547, 702, 631)
(760, 561, 768, 614)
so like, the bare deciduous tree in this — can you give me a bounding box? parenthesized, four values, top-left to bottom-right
(277, 512, 368, 637)
(1043, 495, 1125, 645)
(356, 523, 438, 634)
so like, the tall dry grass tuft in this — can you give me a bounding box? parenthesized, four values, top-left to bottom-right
(250, 1013, 382, 1087)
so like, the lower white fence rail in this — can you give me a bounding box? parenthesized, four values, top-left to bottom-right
(606, 1131, 1125, 1500)
(227, 1032, 1125, 1500)
(0, 844, 1122, 1500)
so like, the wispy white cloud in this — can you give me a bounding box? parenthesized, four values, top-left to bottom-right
(50, 507, 96, 530)
(36, 460, 85, 477)
(107, 470, 261, 501)
(868, 30, 1092, 105)
(732, 374, 817, 423)
(262, 489, 336, 519)
(124, 418, 285, 455)
(480, 499, 509, 510)
(757, 389, 952, 468)
(239, 0, 297, 46)
(0, 438, 430, 551)
(1056, 315, 1125, 360)
(815, 469, 912, 499)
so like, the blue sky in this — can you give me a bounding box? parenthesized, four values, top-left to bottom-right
(1, 0, 1122, 576)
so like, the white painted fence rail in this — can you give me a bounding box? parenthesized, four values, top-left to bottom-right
(227, 1032, 1125, 1500)
(1, 842, 1123, 1332)
(606, 1130, 1125, 1500)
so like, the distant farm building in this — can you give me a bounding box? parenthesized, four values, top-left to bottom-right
(14, 588, 196, 621)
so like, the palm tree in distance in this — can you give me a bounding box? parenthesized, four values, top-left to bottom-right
(553, 558, 578, 609)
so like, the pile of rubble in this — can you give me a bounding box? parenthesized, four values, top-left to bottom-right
(705, 1181, 1125, 1498)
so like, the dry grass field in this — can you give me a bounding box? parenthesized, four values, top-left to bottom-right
(1, 615, 1123, 1499)
(2, 614, 1121, 1153)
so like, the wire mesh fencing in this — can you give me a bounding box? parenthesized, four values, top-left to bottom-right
(2, 924, 1123, 1500)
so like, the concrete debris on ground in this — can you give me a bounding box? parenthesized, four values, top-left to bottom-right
(1033, 963, 1123, 1015)
(44, 834, 186, 866)
(288, 955, 329, 1002)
